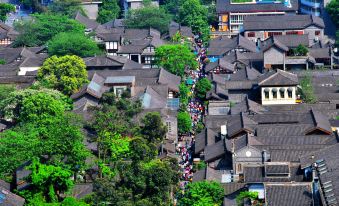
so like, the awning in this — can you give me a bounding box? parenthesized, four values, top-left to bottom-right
(264, 88, 270, 92)
(186, 77, 194, 85)
(279, 88, 285, 92)
(288, 87, 294, 92)
(272, 88, 277, 92)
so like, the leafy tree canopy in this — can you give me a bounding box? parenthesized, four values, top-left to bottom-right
(177, 111, 192, 134)
(155, 44, 197, 77)
(38, 55, 89, 96)
(48, 0, 85, 17)
(178, 0, 210, 41)
(0, 88, 72, 123)
(13, 14, 85, 47)
(178, 181, 224, 206)
(28, 159, 74, 202)
(326, 0, 339, 27)
(300, 73, 317, 103)
(195, 77, 212, 99)
(140, 112, 167, 143)
(47, 32, 101, 57)
(124, 6, 172, 33)
(97, 0, 121, 24)
(0, 3, 15, 22)
(0, 113, 89, 179)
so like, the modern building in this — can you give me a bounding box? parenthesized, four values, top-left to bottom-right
(216, 0, 299, 35)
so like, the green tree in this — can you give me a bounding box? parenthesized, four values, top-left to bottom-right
(155, 44, 197, 77)
(14, 14, 85, 47)
(140, 112, 167, 143)
(129, 137, 157, 162)
(97, 0, 121, 24)
(29, 159, 74, 202)
(292, 44, 309, 56)
(326, 0, 339, 27)
(177, 111, 191, 134)
(47, 32, 101, 57)
(178, 181, 224, 206)
(124, 6, 172, 33)
(0, 113, 89, 179)
(195, 77, 212, 99)
(178, 0, 210, 42)
(0, 88, 71, 123)
(48, 0, 84, 17)
(179, 82, 190, 105)
(19, 0, 45, 12)
(0, 84, 15, 100)
(0, 3, 15, 22)
(38, 55, 88, 95)
(300, 73, 317, 103)
(236, 191, 259, 206)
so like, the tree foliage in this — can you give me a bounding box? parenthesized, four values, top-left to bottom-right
(236, 191, 259, 206)
(29, 159, 74, 202)
(177, 111, 191, 134)
(0, 88, 71, 123)
(0, 113, 89, 179)
(179, 82, 190, 106)
(140, 112, 167, 143)
(326, 0, 339, 27)
(0, 3, 15, 22)
(300, 73, 317, 103)
(48, 0, 84, 17)
(178, 0, 210, 42)
(38, 55, 88, 96)
(292, 44, 309, 56)
(13, 14, 85, 47)
(47, 32, 101, 57)
(124, 6, 172, 33)
(93, 159, 179, 206)
(178, 181, 224, 206)
(155, 44, 197, 77)
(97, 0, 121, 24)
(195, 77, 212, 99)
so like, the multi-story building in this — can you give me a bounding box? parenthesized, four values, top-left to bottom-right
(243, 14, 325, 44)
(216, 0, 299, 35)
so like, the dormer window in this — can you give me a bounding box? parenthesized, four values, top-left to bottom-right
(272, 88, 277, 99)
(287, 88, 293, 98)
(279, 88, 285, 98)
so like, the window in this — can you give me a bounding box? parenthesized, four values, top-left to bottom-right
(286, 31, 298, 35)
(272, 90, 277, 99)
(268, 32, 282, 37)
(247, 32, 255, 37)
(237, 164, 243, 173)
(264, 89, 270, 99)
(280, 89, 285, 98)
(287, 88, 293, 98)
(315, 30, 321, 36)
(166, 122, 172, 133)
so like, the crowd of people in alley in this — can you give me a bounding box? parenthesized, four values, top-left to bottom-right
(177, 35, 207, 190)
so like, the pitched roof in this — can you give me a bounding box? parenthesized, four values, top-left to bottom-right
(169, 22, 193, 38)
(265, 183, 313, 206)
(84, 55, 144, 70)
(0, 22, 18, 40)
(258, 69, 298, 86)
(75, 11, 99, 30)
(262, 35, 310, 52)
(158, 68, 181, 92)
(0, 185, 25, 206)
(207, 35, 257, 56)
(216, 0, 298, 13)
(204, 140, 226, 162)
(243, 15, 325, 31)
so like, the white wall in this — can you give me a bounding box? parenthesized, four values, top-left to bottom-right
(261, 86, 297, 105)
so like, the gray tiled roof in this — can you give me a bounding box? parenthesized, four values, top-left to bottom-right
(84, 55, 144, 70)
(208, 35, 257, 56)
(243, 15, 324, 31)
(0, 22, 18, 40)
(158, 68, 181, 92)
(258, 69, 298, 86)
(216, 0, 298, 13)
(262, 35, 310, 52)
(75, 11, 99, 30)
(265, 183, 313, 206)
(169, 22, 193, 38)
(204, 140, 226, 162)
(0, 185, 25, 206)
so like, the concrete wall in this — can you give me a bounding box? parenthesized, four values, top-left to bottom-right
(18, 67, 39, 76)
(261, 86, 297, 105)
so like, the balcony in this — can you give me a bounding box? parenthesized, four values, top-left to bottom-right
(300, 7, 321, 16)
(300, 0, 321, 8)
